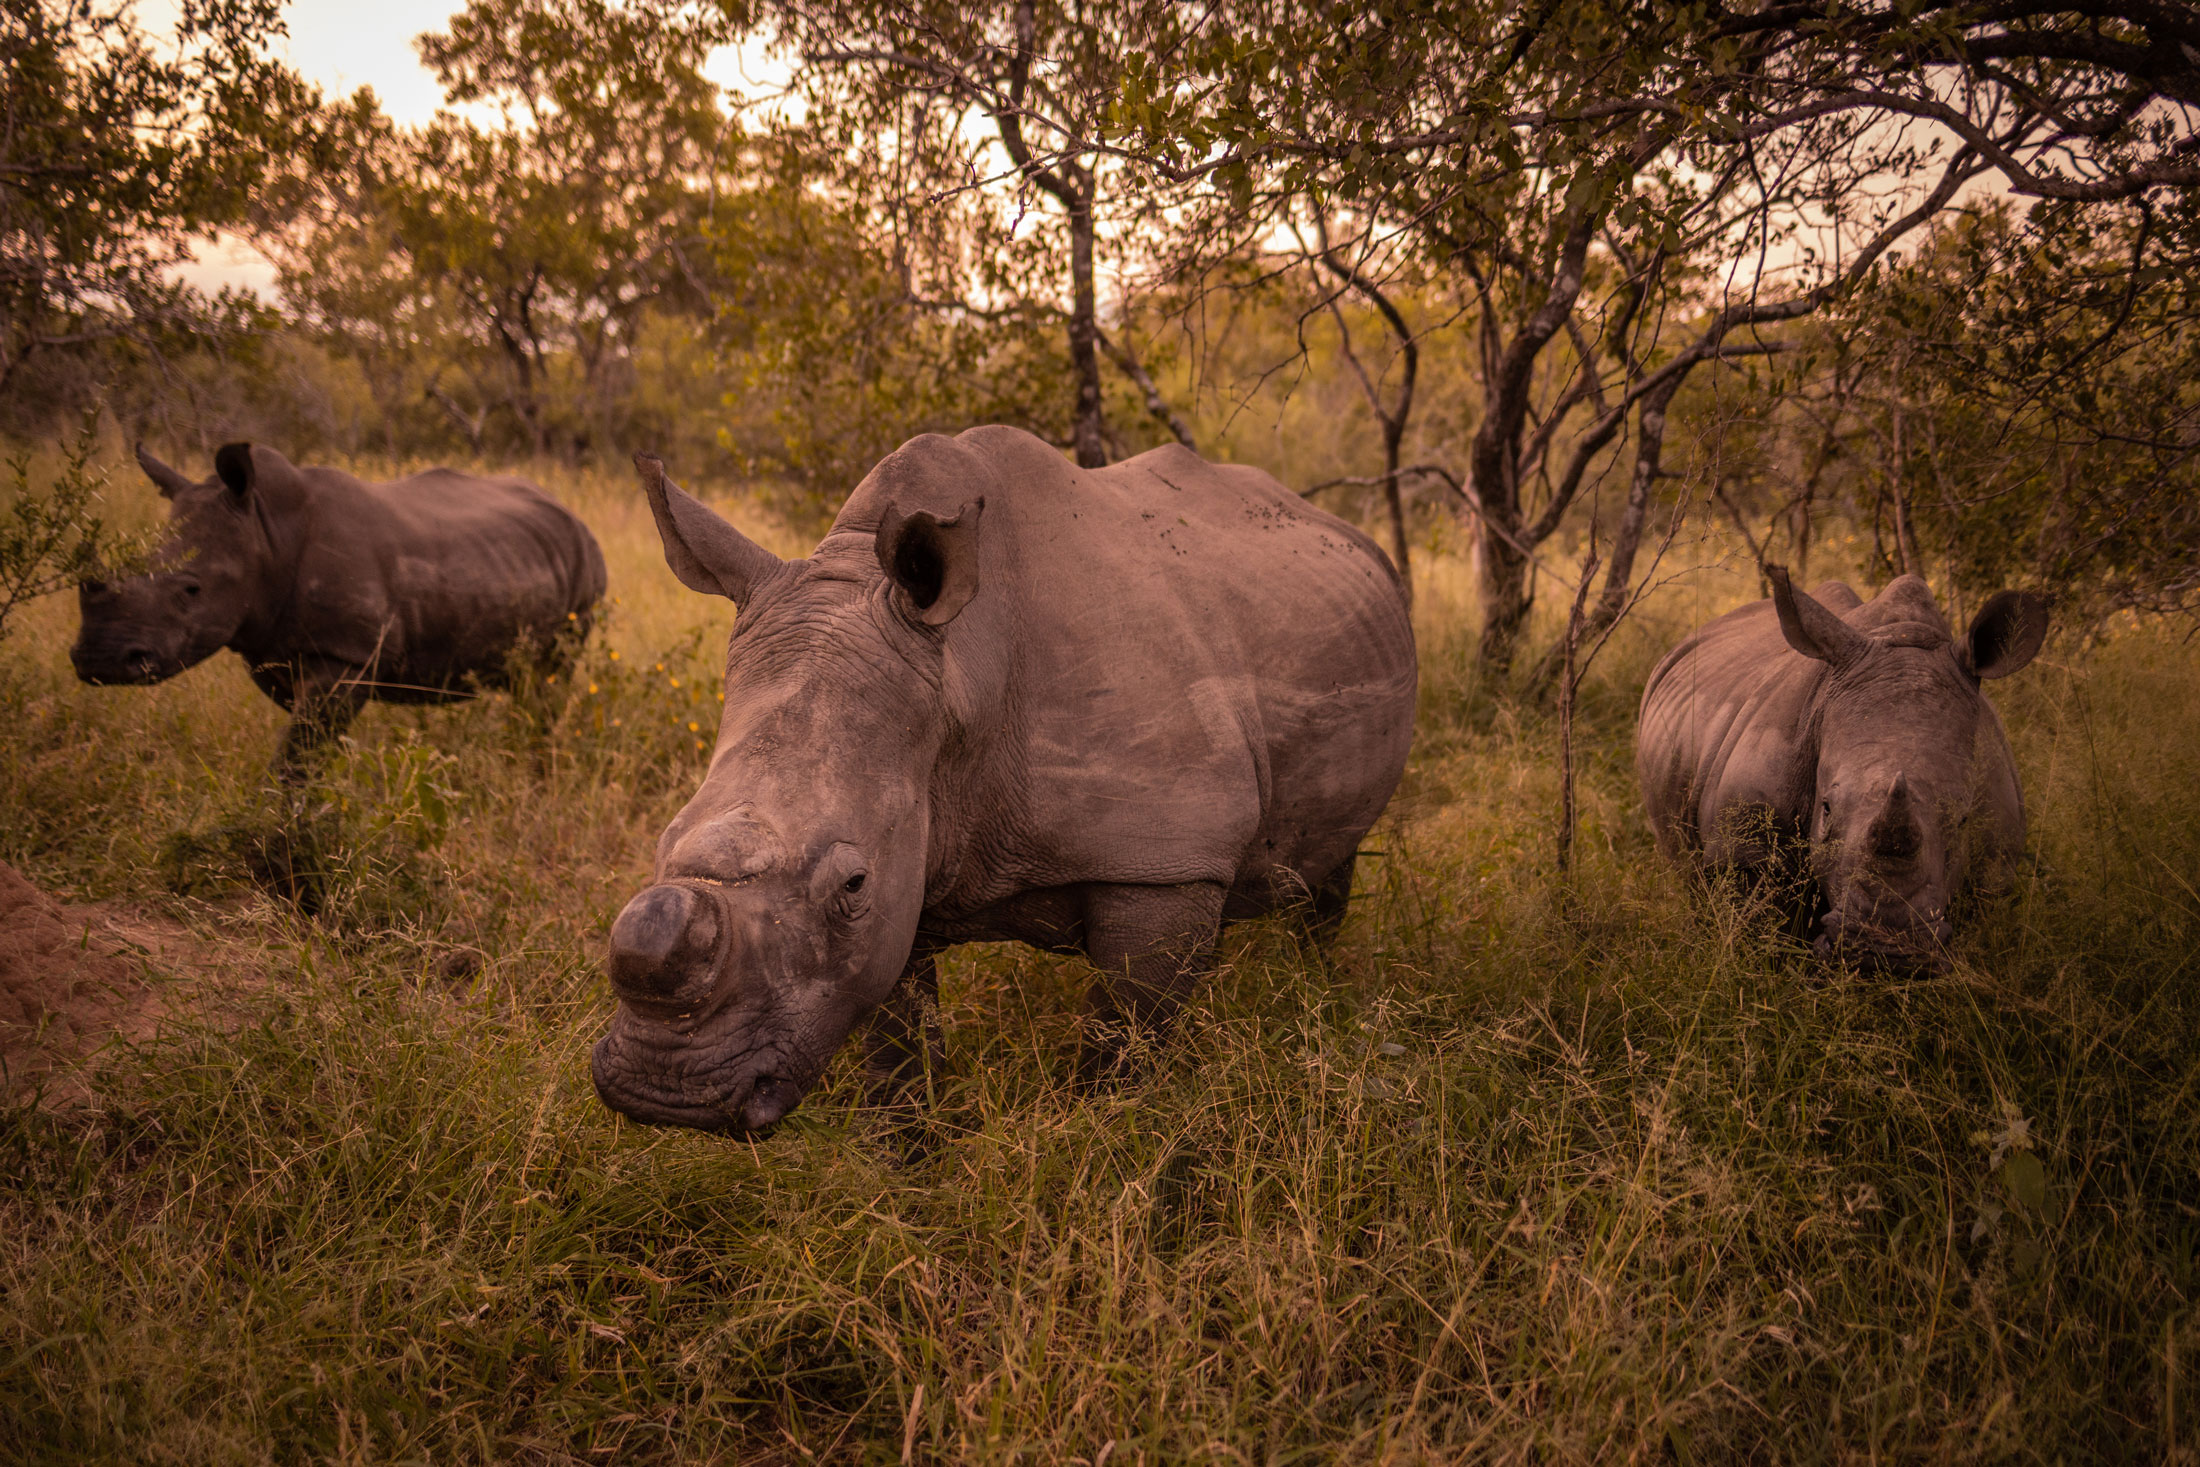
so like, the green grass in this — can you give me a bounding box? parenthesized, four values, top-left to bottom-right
(1, 465, 2197, 1463)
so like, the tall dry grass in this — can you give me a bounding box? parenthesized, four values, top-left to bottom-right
(0, 457, 2195, 1463)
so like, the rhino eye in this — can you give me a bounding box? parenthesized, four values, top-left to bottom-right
(182, 583, 201, 597)
(843, 872, 866, 894)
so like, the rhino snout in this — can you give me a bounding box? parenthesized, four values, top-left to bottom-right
(70, 639, 166, 685)
(589, 1011, 809, 1136)
(608, 883, 723, 1008)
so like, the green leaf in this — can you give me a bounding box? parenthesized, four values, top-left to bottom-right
(2002, 1151, 2048, 1212)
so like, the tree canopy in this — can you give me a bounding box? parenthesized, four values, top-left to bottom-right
(0, 0, 318, 407)
(9, 0, 2198, 635)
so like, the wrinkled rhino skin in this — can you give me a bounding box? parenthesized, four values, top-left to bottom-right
(1636, 567, 2048, 967)
(592, 426, 1418, 1135)
(74, 442, 606, 769)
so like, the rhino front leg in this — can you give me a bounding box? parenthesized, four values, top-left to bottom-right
(274, 670, 368, 781)
(863, 946, 949, 1159)
(1077, 881, 1227, 1087)
(863, 945, 946, 1110)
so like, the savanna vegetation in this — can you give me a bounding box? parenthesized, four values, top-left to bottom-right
(3, 0, 2200, 1460)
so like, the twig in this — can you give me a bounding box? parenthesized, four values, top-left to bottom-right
(1557, 532, 1602, 877)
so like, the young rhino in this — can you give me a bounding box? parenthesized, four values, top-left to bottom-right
(1636, 568, 2049, 967)
(73, 443, 605, 770)
(592, 427, 1417, 1136)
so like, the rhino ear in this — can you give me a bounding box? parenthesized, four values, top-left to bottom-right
(136, 443, 195, 500)
(634, 453, 784, 607)
(1963, 589, 2050, 680)
(213, 442, 256, 503)
(1766, 563, 1866, 669)
(877, 498, 983, 627)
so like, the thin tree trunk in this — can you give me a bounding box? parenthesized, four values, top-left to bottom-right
(1381, 420, 1411, 609)
(427, 383, 487, 451)
(1066, 184, 1107, 468)
(1523, 374, 1679, 693)
(1790, 419, 1839, 583)
(1468, 211, 1597, 672)
(1474, 510, 1534, 670)
(1588, 372, 1680, 633)
(995, 1, 1108, 469)
(1556, 537, 1600, 877)
(1313, 237, 1418, 609)
(1095, 328, 1197, 451)
(1889, 394, 1920, 577)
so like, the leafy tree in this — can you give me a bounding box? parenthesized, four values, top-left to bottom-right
(1117, 0, 2198, 670)
(706, 127, 1073, 506)
(1284, 219, 1430, 608)
(0, 0, 316, 407)
(759, 0, 1190, 467)
(277, 0, 737, 460)
(1724, 202, 2200, 617)
(0, 412, 148, 647)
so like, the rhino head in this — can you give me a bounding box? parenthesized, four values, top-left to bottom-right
(1767, 567, 2048, 969)
(591, 452, 984, 1134)
(72, 444, 285, 686)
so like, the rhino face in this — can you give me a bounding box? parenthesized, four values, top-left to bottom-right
(591, 455, 982, 1134)
(72, 445, 266, 686)
(1807, 672, 1976, 964)
(1770, 569, 2047, 969)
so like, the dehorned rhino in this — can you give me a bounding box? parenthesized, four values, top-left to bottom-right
(1636, 567, 2049, 966)
(592, 426, 1417, 1135)
(73, 442, 606, 769)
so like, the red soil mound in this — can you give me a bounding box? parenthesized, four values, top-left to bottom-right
(0, 861, 240, 1100)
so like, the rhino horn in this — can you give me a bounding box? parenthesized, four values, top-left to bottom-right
(1870, 773, 1922, 859)
(135, 443, 195, 500)
(1887, 771, 1910, 811)
(634, 452, 785, 608)
(1766, 563, 1867, 670)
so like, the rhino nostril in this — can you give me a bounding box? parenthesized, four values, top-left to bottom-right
(608, 884, 721, 1001)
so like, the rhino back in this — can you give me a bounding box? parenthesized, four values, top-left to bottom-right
(277, 467, 604, 691)
(1637, 598, 1823, 865)
(839, 427, 1416, 910)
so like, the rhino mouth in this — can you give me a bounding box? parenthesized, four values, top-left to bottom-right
(590, 1009, 813, 1135)
(71, 645, 179, 686)
(1814, 911, 1953, 973)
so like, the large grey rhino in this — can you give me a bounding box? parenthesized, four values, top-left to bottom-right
(591, 426, 1417, 1135)
(73, 442, 606, 769)
(1636, 568, 2049, 965)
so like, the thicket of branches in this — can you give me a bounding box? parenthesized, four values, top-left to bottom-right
(5, 0, 2197, 660)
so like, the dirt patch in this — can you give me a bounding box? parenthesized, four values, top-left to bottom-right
(0, 861, 250, 1103)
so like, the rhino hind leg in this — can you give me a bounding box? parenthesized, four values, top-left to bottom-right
(1075, 881, 1228, 1089)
